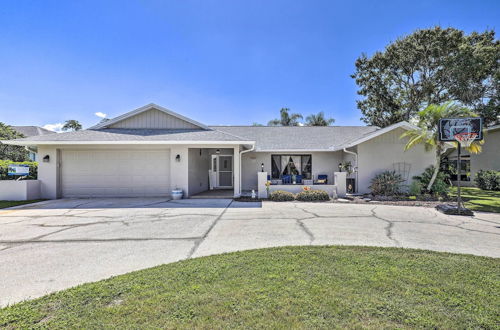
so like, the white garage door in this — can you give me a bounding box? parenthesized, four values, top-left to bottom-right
(61, 149, 170, 197)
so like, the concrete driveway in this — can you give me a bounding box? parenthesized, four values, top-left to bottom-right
(0, 198, 499, 306)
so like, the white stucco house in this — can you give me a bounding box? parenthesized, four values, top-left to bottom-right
(2, 103, 437, 199)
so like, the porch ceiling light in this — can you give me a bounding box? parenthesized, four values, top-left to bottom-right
(216, 149, 221, 154)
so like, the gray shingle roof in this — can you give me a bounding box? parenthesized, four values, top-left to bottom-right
(7, 128, 252, 143)
(5, 126, 380, 150)
(210, 126, 379, 151)
(11, 126, 56, 137)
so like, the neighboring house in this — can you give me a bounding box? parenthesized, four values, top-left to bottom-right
(2, 103, 435, 199)
(11, 126, 56, 161)
(444, 125, 500, 186)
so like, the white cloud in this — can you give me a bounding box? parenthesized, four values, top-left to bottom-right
(43, 123, 64, 132)
(95, 112, 107, 119)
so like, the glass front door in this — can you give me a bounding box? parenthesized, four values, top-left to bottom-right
(210, 155, 233, 188)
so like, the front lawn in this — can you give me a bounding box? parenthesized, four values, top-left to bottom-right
(450, 186, 500, 213)
(0, 200, 44, 209)
(1, 246, 498, 329)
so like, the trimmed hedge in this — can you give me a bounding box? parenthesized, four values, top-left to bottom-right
(296, 190, 330, 202)
(269, 189, 331, 202)
(269, 190, 295, 202)
(0, 160, 38, 180)
(474, 170, 500, 191)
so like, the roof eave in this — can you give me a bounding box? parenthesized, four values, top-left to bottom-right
(1, 140, 255, 146)
(330, 121, 418, 150)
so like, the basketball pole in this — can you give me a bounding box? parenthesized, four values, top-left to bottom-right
(457, 142, 462, 215)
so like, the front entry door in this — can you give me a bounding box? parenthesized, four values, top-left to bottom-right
(210, 155, 233, 189)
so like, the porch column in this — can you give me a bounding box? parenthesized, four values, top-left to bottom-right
(334, 171, 347, 198)
(233, 146, 241, 197)
(170, 146, 189, 197)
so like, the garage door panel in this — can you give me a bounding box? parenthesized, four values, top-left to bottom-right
(61, 150, 171, 197)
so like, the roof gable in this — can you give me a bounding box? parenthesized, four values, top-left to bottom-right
(90, 103, 208, 130)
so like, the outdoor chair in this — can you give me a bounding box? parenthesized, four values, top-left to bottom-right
(315, 174, 328, 184)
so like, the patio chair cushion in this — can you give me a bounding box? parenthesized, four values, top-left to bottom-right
(282, 175, 292, 184)
(295, 175, 302, 183)
(316, 175, 328, 184)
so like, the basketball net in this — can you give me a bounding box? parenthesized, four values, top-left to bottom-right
(454, 132, 477, 148)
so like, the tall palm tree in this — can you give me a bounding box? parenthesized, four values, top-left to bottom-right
(268, 108, 303, 126)
(305, 112, 335, 126)
(402, 102, 481, 191)
(62, 120, 82, 131)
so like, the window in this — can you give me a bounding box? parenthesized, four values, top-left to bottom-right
(445, 155, 471, 181)
(271, 155, 312, 179)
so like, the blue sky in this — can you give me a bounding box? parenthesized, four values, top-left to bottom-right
(0, 0, 498, 130)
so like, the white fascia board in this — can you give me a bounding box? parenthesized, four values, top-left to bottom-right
(330, 121, 418, 151)
(89, 103, 209, 130)
(255, 149, 334, 152)
(1, 140, 255, 146)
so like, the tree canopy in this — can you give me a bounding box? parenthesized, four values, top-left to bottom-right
(267, 108, 303, 126)
(305, 112, 335, 126)
(352, 27, 500, 128)
(0, 123, 28, 161)
(62, 120, 82, 131)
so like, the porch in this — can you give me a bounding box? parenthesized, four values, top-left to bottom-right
(190, 189, 234, 199)
(187, 147, 236, 198)
(257, 171, 346, 198)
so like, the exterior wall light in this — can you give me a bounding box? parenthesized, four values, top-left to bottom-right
(338, 163, 342, 172)
(261, 163, 264, 172)
(216, 149, 221, 154)
(175, 154, 181, 162)
(43, 155, 50, 163)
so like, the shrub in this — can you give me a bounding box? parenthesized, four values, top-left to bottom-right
(0, 160, 38, 180)
(269, 190, 295, 202)
(369, 171, 405, 196)
(296, 189, 330, 202)
(413, 166, 450, 197)
(409, 180, 423, 196)
(474, 170, 500, 191)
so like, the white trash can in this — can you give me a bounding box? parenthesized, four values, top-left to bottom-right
(171, 189, 183, 200)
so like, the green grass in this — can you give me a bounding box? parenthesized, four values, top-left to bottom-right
(1, 246, 498, 329)
(0, 200, 44, 209)
(450, 186, 500, 213)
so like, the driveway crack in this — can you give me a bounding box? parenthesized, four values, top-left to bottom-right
(370, 206, 401, 247)
(296, 219, 315, 243)
(187, 200, 233, 258)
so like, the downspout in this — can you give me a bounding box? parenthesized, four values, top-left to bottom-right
(239, 143, 255, 196)
(343, 148, 358, 193)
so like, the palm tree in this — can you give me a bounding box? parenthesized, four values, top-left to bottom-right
(267, 108, 303, 126)
(402, 102, 481, 191)
(305, 112, 335, 126)
(62, 120, 82, 131)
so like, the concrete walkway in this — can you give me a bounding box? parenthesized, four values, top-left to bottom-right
(0, 198, 498, 306)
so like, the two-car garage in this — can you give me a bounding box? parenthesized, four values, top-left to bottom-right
(60, 149, 171, 198)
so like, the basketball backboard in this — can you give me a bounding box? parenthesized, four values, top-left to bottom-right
(438, 117, 483, 142)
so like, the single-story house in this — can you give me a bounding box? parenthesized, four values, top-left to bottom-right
(444, 124, 500, 186)
(10, 126, 56, 161)
(2, 103, 437, 199)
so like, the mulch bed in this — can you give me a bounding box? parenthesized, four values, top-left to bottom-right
(333, 195, 456, 208)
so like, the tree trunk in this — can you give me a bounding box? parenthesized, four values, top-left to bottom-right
(427, 147, 442, 192)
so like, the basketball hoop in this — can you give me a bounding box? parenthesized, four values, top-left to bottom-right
(454, 132, 477, 148)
